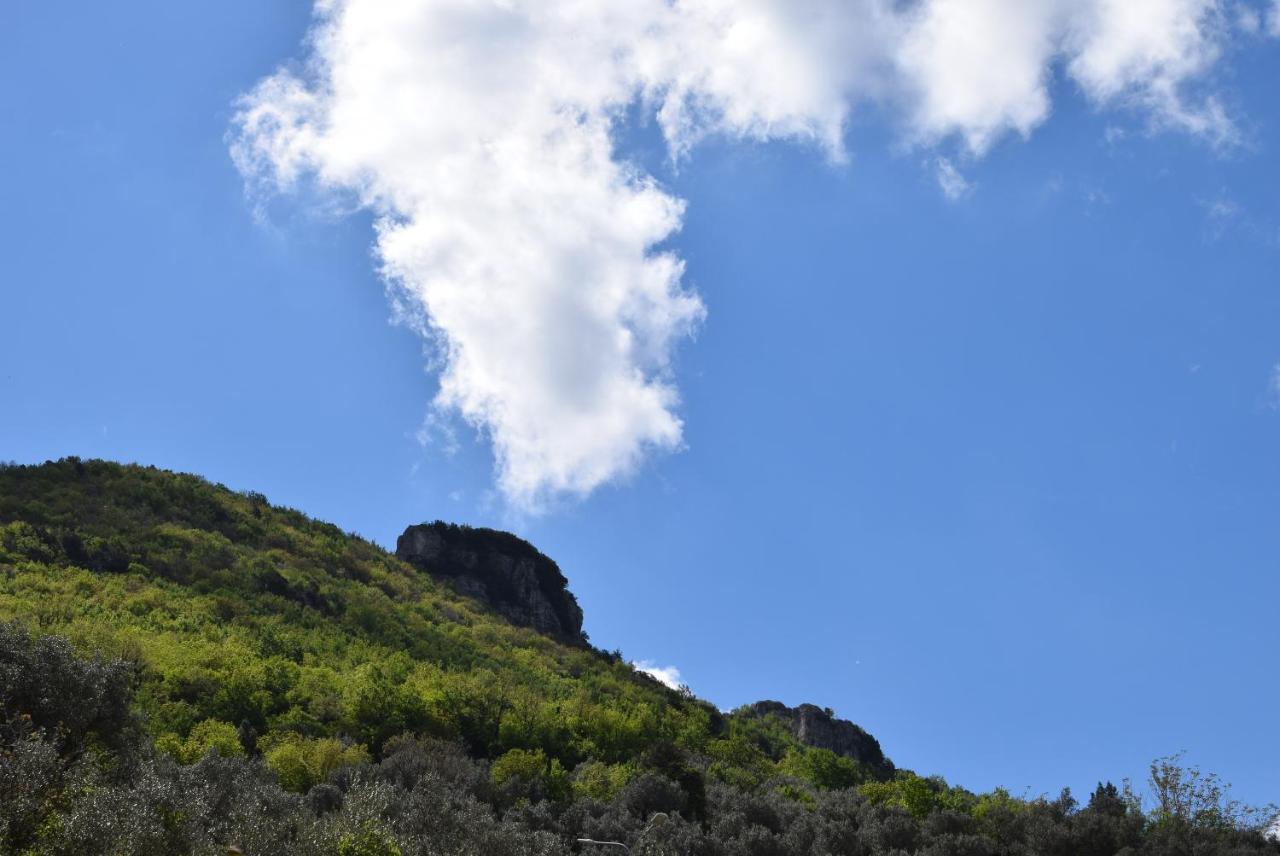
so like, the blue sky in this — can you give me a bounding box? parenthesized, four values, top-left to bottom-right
(3, 0, 1279, 806)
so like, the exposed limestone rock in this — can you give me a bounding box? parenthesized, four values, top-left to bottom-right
(396, 521, 586, 644)
(745, 700, 894, 779)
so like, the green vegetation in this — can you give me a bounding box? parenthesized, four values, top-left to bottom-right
(1, 458, 1276, 855)
(0, 457, 719, 770)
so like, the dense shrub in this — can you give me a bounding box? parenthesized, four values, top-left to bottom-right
(264, 734, 371, 792)
(155, 718, 245, 764)
(0, 621, 138, 757)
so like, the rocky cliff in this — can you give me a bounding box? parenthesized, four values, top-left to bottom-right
(396, 521, 586, 644)
(745, 700, 894, 779)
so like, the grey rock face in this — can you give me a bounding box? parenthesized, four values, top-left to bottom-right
(745, 700, 894, 779)
(396, 522, 585, 644)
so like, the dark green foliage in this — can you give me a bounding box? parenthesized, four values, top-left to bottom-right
(0, 621, 138, 757)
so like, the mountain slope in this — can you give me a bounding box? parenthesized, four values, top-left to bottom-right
(0, 458, 716, 764)
(2, 458, 1275, 856)
(0, 458, 888, 785)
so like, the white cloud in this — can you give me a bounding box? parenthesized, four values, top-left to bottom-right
(233, 0, 1245, 509)
(1065, 0, 1234, 143)
(1271, 0, 1280, 35)
(892, 0, 1235, 151)
(896, 0, 1060, 153)
(234, 1, 706, 511)
(653, 0, 898, 160)
(632, 660, 684, 690)
(935, 157, 973, 200)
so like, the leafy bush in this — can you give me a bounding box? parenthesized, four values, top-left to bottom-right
(572, 759, 633, 802)
(0, 620, 138, 757)
(264, 734, 371, 792)
(492, 747, 570, 803)
(779, 746, 867, 791)
(155, 718, 244, 764)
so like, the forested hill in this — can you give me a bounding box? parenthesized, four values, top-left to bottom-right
(1, 458, 1276, 855)
(0, 457, 734, 762)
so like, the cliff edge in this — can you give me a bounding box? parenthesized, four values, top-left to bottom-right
(396, 521, 586, 645)
(744, 700, 894, 779)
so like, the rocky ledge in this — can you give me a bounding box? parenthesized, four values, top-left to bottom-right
(745, 700, 894, 779)
(396, 521, 586, 645)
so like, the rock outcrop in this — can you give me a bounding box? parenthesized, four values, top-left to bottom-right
(396, 521, 586, 645)
(744, 701, 894, 779)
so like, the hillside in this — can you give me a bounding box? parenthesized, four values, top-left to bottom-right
(0, 458, 1275, 855)
(0, 458, 733, 765)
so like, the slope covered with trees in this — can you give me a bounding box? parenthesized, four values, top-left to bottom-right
(0, 458, 1275, 855)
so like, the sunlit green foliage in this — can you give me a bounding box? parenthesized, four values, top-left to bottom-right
(570, 759, 633, 802)
(778, 746, 867, 791)
(336, 823, 403, 856)
(155, 718, 244, 764)
(0, 458, 720, 775)
(491, 747, 570, 802)
(263, 734, 371, 792)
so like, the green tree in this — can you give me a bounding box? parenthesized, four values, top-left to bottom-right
(1147, 753, 1277, 832)
(155, 719, 244, 764)
(263, 735, 370, 792)
(490, 747, 569, 802)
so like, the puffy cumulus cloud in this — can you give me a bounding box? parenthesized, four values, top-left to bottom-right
(895, 0, 1060, 152)
(233, 0, 1244, 509)
(653, 0, 897, 159)
(894, 0, 1235, 152)
(234, 0, 706, 510)
(1065, 0, 1233, 142)
(632, 660, 684, 690)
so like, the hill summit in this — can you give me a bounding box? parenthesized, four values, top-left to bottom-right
(743, 701, 893, 781)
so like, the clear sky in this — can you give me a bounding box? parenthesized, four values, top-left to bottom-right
(3, 0, 1279, 806)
